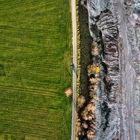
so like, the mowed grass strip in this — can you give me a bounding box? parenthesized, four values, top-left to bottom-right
(0, 0, 72, 139)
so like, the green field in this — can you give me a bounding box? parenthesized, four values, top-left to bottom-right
(0, 0, 72, 139)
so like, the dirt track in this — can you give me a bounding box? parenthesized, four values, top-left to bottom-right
(71, 0, 77, 139)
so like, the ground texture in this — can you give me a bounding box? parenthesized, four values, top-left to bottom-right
(0, 0, 71, 140)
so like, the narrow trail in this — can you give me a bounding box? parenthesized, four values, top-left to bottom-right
(71, 0, 77, 139)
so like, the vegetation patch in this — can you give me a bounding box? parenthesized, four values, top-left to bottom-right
(0, 0, 72, 140)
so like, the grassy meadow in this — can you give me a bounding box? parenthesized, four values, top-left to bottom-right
(0, 0, 72, 139)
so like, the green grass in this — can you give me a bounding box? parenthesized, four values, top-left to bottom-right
(0, 0, 72, 139)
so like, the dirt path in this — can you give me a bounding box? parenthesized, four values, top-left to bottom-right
(71, 0, 77, 139)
